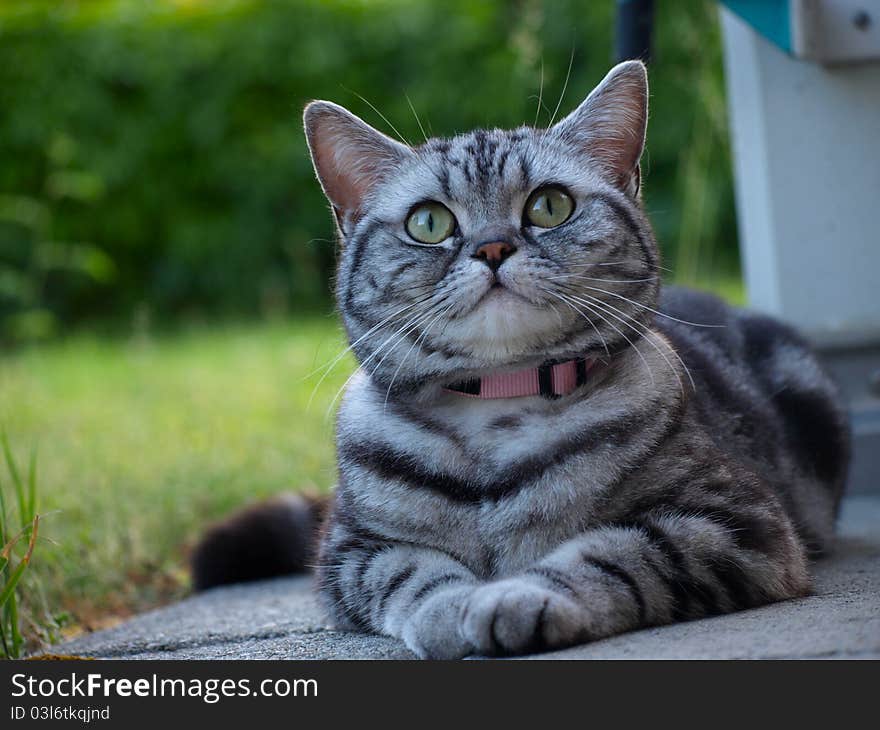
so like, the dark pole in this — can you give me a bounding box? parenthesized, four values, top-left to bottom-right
(615, 0, 655, 63)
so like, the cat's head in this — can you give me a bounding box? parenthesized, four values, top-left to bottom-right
(304, 61, 660, 395)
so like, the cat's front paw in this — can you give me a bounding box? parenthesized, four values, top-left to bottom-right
(401, 585, 474, 660)
(460, 578, 583, 657)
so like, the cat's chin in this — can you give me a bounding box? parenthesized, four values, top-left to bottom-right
(444, 290, 566, 361)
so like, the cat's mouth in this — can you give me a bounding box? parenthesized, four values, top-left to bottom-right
(477, 280, 514, 304)
(467, 280, 537, 320)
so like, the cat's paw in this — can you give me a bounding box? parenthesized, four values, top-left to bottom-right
(460, 578, 583, 656)
(401, 585, 475, 660)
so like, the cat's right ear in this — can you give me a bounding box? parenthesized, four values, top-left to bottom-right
(303, 101, 411, 235)
(551, 60, 648, 196)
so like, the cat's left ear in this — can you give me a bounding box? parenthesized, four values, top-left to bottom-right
(552, 60, 648, 196)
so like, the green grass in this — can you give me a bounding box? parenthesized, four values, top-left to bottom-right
(0, 275, 744, 645)
(0, 432, 45, 657)
(0, 315, 353, 636)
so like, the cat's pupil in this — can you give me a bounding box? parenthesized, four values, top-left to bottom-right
(427, 212, 434, 232)
(545, 195, 553, 216)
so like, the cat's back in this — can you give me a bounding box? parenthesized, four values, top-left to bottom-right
(655, 285, 849, 541)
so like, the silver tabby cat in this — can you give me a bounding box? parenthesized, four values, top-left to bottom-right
(192, 61, 850, 659)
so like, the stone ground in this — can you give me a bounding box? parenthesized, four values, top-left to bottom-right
(56, 496, 880, 660)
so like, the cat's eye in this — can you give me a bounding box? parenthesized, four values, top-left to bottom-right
(406, 202, 456, 244)
(524, 186, 574, 228)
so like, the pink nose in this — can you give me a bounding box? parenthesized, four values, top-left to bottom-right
(472, 241, 517, 272)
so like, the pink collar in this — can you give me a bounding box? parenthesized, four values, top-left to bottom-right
(445, 357, 594, 399)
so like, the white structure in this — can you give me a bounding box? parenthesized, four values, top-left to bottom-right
(720, 4, 880, 492)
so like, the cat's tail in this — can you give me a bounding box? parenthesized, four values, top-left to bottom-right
(190, 493, 329, 591)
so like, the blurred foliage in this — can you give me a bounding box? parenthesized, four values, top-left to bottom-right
(0, 0, 738, 343)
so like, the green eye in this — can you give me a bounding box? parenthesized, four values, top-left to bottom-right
(525, 186, 574, 228)
(406, 202, 455, 244)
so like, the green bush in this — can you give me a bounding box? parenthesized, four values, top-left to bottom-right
(0, 0, 737, 342)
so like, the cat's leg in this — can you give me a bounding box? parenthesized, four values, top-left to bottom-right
(460, 500, 811, 656)
(318, 521, 479, 659)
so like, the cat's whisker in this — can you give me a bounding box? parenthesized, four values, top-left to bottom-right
(367, 297, 451, 380)
(323, 370, 360, 420)
(539, 287, 610, 358)
(383, 299, 456, 412)
(304, 292, 437, 406)
(563, 289, 691, 395)
(556, 263, 657, 279)
(405, 93, 429, 144)
(534, 57, 545, 127)
(341, 85, 413, 147)
(580, 284, 726, 328)
(548, 47, 575, 128)
(324, 345, 406, 421)
(305, 298, 420, 382)
(360, 309, 436, 380)
(545, 274, 658, 284)
(561, 282, 694, 390)
(544, 298, 564, 330)
(305, 302, 418, 408)
(333, 296, 451, 419)
(585, 293, 696, 393)
(563, 288, 657, 388)
(323, 303, 440, 417)
(555, 290, 656, 387)
(592, 260, 676, 274)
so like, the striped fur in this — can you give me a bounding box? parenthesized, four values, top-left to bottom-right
(197, 61, 850, 658)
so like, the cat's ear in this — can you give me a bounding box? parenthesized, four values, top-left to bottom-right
(303, 101, 411, 233)
(552, 60, 648, 195)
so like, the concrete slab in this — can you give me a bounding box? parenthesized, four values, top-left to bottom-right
(55, 497, 880, 660)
